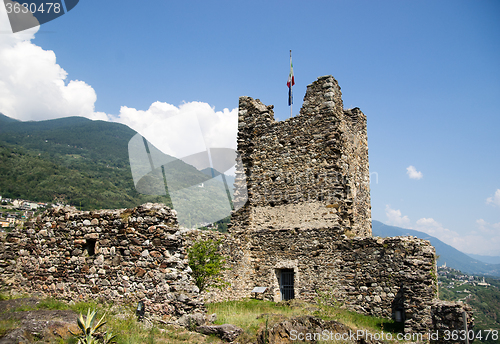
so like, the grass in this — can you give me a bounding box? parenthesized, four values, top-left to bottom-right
(206, 298, 404, 343)
(315, 303, 403, 332)
(0, 290, 29, 301)
(0, 292, 406, 343)
(0, 292, 216, 343)
(206, 298, 305, 341)
(0, 318, 18, 338)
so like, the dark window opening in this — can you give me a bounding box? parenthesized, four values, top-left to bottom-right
(391, 284, 406, 325)
(84, 239, 96, 256)
(279, 269, 295, 301)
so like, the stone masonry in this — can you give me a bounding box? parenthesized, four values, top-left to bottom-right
(0, 75, 473, 340)
(200, 228, 442, 334)
(0, 203, 205, 322)
(216, 75, 473, 337)
(230, 76, 371, 236)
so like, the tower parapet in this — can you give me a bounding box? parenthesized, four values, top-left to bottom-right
(230, 76, 371, 236)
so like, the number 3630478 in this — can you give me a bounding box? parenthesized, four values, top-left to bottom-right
(5, 2, 62, 14)
(443, 330, 498, 341)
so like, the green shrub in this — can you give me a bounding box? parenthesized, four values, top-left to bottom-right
(187, 238, 228, 292)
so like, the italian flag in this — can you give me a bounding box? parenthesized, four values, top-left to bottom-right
(287, 51, 294, 106)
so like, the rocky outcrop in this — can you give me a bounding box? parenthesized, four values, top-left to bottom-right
(195, 324, 243, 342)
(0, 298, 79, 344)
(257, 315, 383, 344)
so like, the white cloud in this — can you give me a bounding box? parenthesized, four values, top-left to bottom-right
(385, 205, 411, 227)
(486, 189, 500, 208)
(415, 218, 458, 239)
(476, 219, 500, 234)
(0, 5, 238, 161)
(382, 208, 500, 255)
(0, 5, 108, 121)
(413, 217, 500, 256)
(111, 101, 238, 160)
(406, 165, 423, 180)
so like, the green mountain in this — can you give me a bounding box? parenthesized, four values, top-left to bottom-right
(438, 266, 500, 343)
(0, 114, 134, 167)
(0, 114, 171, 210)
(0, 113, 20, 123)
(372, 220, 500, 277)
(0, 113, 236, 227)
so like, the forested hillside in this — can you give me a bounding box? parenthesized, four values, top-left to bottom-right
(0, 114, 235, 228)
(0, 113, 172, 210)
(438, 267, 500, 344)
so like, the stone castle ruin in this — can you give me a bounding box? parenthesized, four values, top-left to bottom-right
(214, 76, 472, 335)
(230, 76, 371, 236)
(0, 76, 472, 338)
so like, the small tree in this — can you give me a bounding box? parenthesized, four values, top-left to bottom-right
(187, 238, 228, 292)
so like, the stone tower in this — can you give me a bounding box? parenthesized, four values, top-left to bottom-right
(230, 75, 371, 236)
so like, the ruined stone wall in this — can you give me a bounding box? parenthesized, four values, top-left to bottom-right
(230, 76, 371, 236)
(0, 204, 204, 321)
(211, 75, 446, 334)
(430, 300, 474, 343)
(0, 74, 470, 337)
(201, 228, 438, 334)
(0, 203, 469, 336)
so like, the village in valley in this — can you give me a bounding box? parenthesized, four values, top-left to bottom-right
(0, 196, 48, 230)
(437, 264, 497, 299)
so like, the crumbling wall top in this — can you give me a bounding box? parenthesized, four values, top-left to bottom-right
(231, 75, 371, 236)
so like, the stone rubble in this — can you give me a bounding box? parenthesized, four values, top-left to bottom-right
(195, 324, 244, 342)
(431, 299, 474, 339)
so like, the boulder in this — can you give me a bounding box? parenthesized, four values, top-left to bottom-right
(196, 324, 243, 342)
(257, 315, 382, 344)
(178, 312, 206, 328)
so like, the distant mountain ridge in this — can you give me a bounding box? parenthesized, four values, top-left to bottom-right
(372, 220, 500, 277)
(465, 253, 500, 265)
(0, 113, 236, 227)
(0, 113, 158, 210)
(0, 113, 20, 123)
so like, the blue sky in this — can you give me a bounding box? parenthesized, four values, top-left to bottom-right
(1, 0, 499, 255)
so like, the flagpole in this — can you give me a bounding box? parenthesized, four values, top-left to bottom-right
(290, 50, 292, 118)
